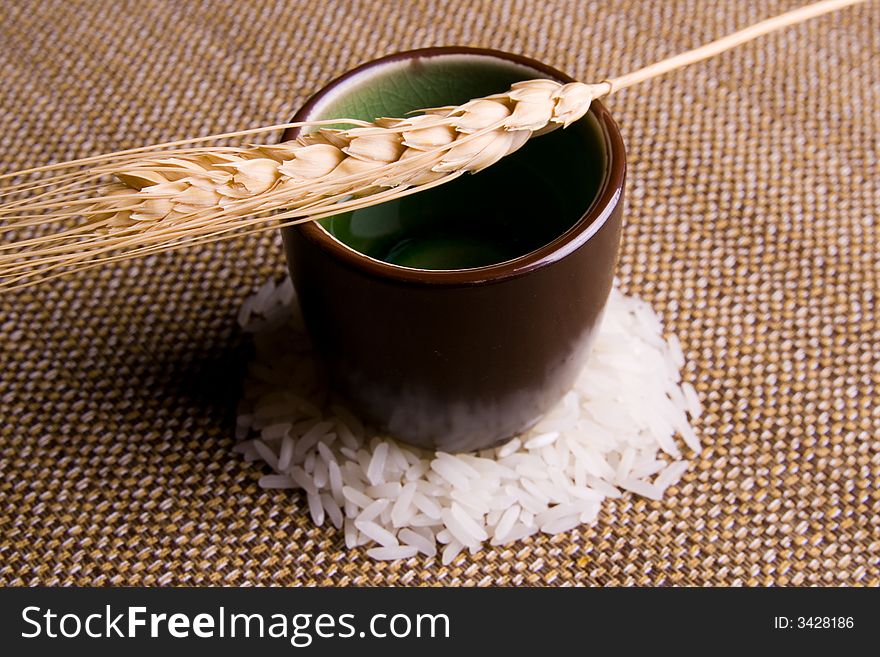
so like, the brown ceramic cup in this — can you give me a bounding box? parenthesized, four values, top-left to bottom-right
(281, 47, 626, 452)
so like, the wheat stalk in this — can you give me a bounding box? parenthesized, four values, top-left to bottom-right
(0, 0, 866, 290)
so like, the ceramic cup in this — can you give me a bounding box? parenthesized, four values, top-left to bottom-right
(282, 47, 626, 452)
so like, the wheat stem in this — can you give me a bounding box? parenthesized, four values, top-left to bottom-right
(602, 0, 864, 93)
(0, 119, 371, 181)
(0, 0, 868, 289)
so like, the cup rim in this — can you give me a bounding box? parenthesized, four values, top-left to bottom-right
(282, 46, 626, 286)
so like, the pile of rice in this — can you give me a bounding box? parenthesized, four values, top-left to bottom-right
(234, 276, 701, 563)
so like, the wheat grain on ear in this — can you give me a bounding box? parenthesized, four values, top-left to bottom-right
(0, 0, 865, 289)
(0, 80, 608, 287)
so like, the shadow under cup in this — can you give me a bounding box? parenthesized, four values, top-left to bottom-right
(282, 48, 626, 453)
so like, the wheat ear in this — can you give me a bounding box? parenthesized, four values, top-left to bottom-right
(0, 0, 866, 290)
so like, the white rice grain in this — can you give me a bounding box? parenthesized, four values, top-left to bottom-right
(412, 493, 442, 519)
(327, 460, 344, 504)
(321, 493, 343, 528)
(307, 492, 324, 526)
(312, 458, 328, 488)
(342, 485, 372, 509)
(405, 461, 429, 481)
(441, 540, 464, 565)
(450, 502, 488, 541)
(391, 482, 417, 527)
(496, 437, 521, 458)
(679, 424, 702, 453)
(430, 459, 471, 490)
(343, 518, 358, 549)
(367, 546, 418, 561)
(655, 460, 689, 491)
(682, 381, 702, 417)
(294, 420, 333, 461)
(261, 422, 291, 442)
(399, 528, 437, 557)
(540, 514, 582, 534)
(289, 465, 317, 495)
(585, 475, 622, 498)
(524, 432, 559, 450)
(409, 513, 437, 527)
(619, 478, 663, 501)
(317, 440, 336, 465)
(355, 520, 398, 548)
(277, 436, 295, 471)
(615, 447, 636, 481)
(259, 474, 295, 489)
(252, 440, 279, 471)
(366, 442, 389, 485)
(666, 333, 684, 367)
(357, 499, 389, 523)
(493, 504, 521, 542)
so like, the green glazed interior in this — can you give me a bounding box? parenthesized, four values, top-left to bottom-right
(307, 54, 607, 271)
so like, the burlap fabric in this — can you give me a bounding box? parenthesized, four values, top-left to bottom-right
(0, 0, 877, 586)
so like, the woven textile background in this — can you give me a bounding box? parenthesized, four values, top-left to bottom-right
(0, 0, 877, 586)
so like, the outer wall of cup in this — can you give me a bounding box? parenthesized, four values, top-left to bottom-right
(281, 48, 626, 452)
